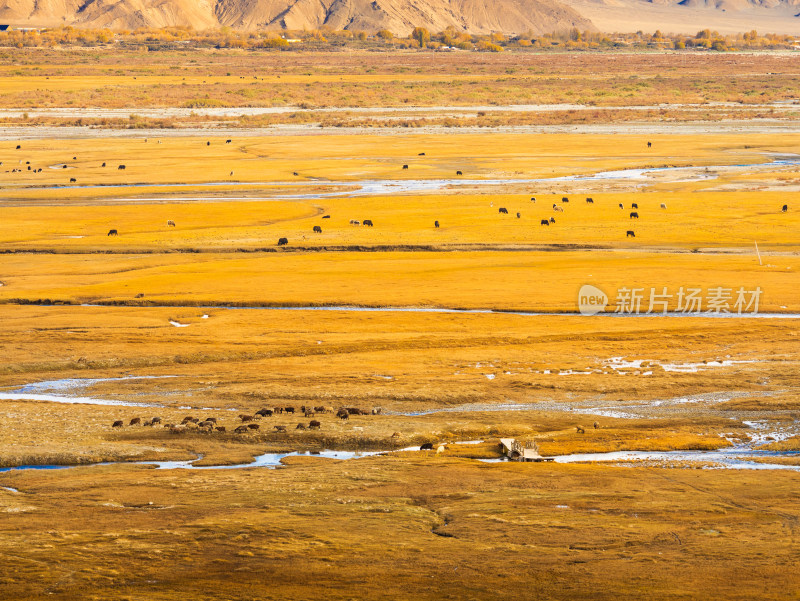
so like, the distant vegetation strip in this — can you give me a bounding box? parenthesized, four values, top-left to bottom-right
(0, 26, 795, 52)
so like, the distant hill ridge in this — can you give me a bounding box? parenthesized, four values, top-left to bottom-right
(1, 0, 799, 34)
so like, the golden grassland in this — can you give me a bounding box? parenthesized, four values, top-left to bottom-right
(1, 50, 800, 109)
(1, 457, 799, 601)
(1, 112, 800, 597)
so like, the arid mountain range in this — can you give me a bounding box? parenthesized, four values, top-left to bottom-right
(1, 0, 798, 35)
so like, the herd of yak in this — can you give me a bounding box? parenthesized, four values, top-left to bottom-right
(7, 141, 791, 245)
(111, 405, 381, 434)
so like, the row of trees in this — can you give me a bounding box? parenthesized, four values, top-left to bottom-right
(0, 25, 796, 51)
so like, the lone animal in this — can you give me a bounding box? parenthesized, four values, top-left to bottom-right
(627, 230, 636, 237)
(363, 219, 373, 227)
(350, 220, 360, 226)
(593, 421, 599, 429)
(562, 197, 569, 203)
(277, 237, 288, 246)
(206, 141, 210, 146)
(309, 420, 321, 430)
(576, 425, 585, 434)
(434, 220, 440, 228)
(371, 407, 382, 415)
(129, 417, 141, 426)
(234, 425, 249, 434)
(550, 216, 555, 224)
(782, 204, 788, 212)
(293, 171, 299, 176)
(118, 165, 126, 170)
(420, 442, 434, 451)
(167, 220, 176, 227)
(284, 406, 295, 414)
(247, 423, 260, 430)
(516, 212, 521, 218)
(239, 414, 254, 422)
(530, 197, 536, 202)
(256, 408, 273, 418)
(630, 212, 639, 219)
(541, 219, 550, 226)
(313, 225, 322, 233)
(69, 177, 76, 183)
(202, 417, 216, 423)
(660, 203, 667, 209)
(112, 420, 124, 428)
(402, 164, 408, 169)
(619, 203, 624, 209)
(337, 408, 350, 420)
(226, 139, 232, 144)
(274, 425, 287, 433)
(586, 197, 594, 204)
(499, 207, 508, 214)
(107, 229, 118, 236)
(418, 152, 425, 156)
(101, 162, 106, 167)
(322, 215, 330, 219)
(16, 145, 20, 149)
(215, 426, 226, 432)
(632, 203, 638, 209)
(296, 423, 306, 430)
(456, 170, 462, 175)
(647, 141, 652, 148)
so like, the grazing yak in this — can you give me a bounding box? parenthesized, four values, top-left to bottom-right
(239, 414, 254, 422)
(285, 406, 295, 414)
(627, 230, 636, 238)
(215, 426, 226, 432)
(402, 164, 409, 169)
(337, 408, 350, 420)
(782, 204, 788, 212)
(107, 229, 118, 236)
(530, 197, 536, 202)
(247, 423, 260, 430)
(296, 423, 306, 430)
(313, 225, 322, 233)
(322, 215, 330, 219)
(434, 221, 440, 228)
(129, 417, 141, 426)
(256, 408, 273, 418)
(631, 203, 638, 209)
(118, 165, 126, 170)
(69, 178, 76, 183)
(101, 162, 106, 167)
(594, 421, 599, 429)
(647, 141, 652, 148)
(16, 145, 21, 149)
(274, 425, 287, 433)
(167, 220, 176, 227)
(420, 442, 434, 450)
(498, 207, 508, 214)
(112, 420, 124, 428)
(586, 197, 594, 204)
(350, 220, 360, 226)
(630, 212, 639, 219)
(234, 425, 249, 434)
(309, 420, 321, 430)
(576, 425, 585, 434)
(660, 204, 667, 209)
(516, 212, 521, 218)
(550, 216, 556, 224)
(456, 170, 463, 175)
(562, 197, 569, 203)
(277, 237, 288, 246)
(541, 219, 550, 226)
(226, 139, 232, 144)
(363, 219, 374, 227)
(418, 152, 425, 156)
(619, 203, 624, 209)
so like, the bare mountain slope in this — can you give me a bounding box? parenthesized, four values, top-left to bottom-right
(1, 0, 592, 33)
(1, 0, 798, 34)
